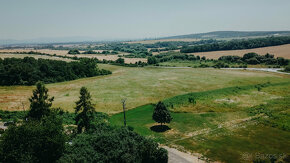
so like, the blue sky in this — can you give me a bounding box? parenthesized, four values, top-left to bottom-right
(1, 0, 290, 40)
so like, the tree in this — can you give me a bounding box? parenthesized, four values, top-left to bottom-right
(75, 87, 96, 133)
(152, 101, 172, 126)
(0, 111, 66, 163)
(116, 57, 125, 64)
(68, 49, 80, 54)
(148, 56, 157, 64)
(59, 128, 168, 163)
(27, 82, 54, 120)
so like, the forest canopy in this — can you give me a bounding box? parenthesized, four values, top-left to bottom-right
(0, 57, 111, 86)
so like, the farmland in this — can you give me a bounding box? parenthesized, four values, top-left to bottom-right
(0, 49, 147, 64)
(188, 44, 290, 59)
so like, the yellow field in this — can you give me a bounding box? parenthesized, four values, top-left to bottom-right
(192, 44, 290, 59)
(0, 53, 73, 62)
(0, 49, 147, 63)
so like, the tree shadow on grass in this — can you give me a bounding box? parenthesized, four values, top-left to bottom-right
(150, 125, 171, 133)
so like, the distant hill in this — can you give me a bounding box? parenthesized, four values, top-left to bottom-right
(162, 31, 290, 40)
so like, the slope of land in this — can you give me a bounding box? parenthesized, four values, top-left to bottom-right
(0, 64, 289, 113)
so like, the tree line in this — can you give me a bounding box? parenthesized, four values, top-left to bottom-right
(0, 57, 111, 86)
(180, 36, 290, 53)
(0, 83, 168, 162)
(147, 51, 288, 67)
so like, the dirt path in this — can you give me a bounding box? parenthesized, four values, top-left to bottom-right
(162, 146, 206, 163)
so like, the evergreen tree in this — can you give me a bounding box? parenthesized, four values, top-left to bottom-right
(27, 82, 54, 120)
(152, 101, 172, 126)
(75, 87, 96, 133)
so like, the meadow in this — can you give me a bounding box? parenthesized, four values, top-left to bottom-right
(110, 82, 290, 162)
(0, 64, 289, 113)
(0, 60, 289, 162)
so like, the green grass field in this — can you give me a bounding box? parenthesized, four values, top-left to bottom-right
(110, 82, 290, 162)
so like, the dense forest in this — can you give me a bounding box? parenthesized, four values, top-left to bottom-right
(180, 36, 290, 53)
(0, 57, 111, 86)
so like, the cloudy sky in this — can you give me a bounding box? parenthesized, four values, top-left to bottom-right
(1, 0, 290, 40)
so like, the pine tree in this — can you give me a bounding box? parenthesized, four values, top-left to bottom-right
(152, 101, 172, 126)
(75, 87, 95, 133)
(27, 82, 54, 120)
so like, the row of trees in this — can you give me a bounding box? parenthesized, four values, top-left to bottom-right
(218, 53, 289, 65)
(0, 57, 112, 85)
(147, 52, 206, 65)
(0, 83, 168, 162)
(180, 36, 290, 53)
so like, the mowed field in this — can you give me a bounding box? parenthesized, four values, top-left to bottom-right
(110, 81, 290, 162)
(0, 64, 289, 114)
(0, 49, 147, 63)
(192, 44, 290, 59)
(0, 53, 73, 62)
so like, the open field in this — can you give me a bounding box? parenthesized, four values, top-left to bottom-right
(0, 49, 147, 63)
(110, 82, 290, 162)
(0, 53, 74, 62)
(0, 64, 289, 114)
(191, 44, 290, 59)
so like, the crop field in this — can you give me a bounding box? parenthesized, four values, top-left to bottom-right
(191, 44, 290, 59)
(0, 49, 147, 63)
(0, 53, 74, 61)
(0, 64, 289, 113)
(110, 82, 290, 162)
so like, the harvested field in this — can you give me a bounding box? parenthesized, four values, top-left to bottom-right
(0, 53, 73, 62)
(0, 49, 147, 63)
(191, 44, 290, 59)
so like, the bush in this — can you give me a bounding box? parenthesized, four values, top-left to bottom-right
(0, 113, 66, 163)
(59, 128, 168, 163)
(68, 49, 80, 54)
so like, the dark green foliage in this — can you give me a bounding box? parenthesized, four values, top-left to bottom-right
(116, 57, 125, 64)
(68, 49, 80, 54)
(75, 87, 96, 133)
(213, 62, 229, 68)
(283, 65, 290, 72)
(148, 56, 157, 64)
(59, 127, 168, 163)
(0, 110, 27, 122)
(180, 36, 290, 53)
(27, 82, 54, 120)
(218, 53, 288, 65)
(0, 112, 66, 163)
(82, 50, 98, 54)
(152, 101, 172, 125)
(0, 57, 111, 85)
